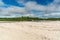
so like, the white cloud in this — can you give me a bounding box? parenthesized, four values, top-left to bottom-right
(24, 0, 60, 12)
(0, 6, 26, 14)
(0, 0, 60, 18)
(44, 12, 60, 16)
(1, 0, 60, 12)
(5, 6, 26, 13)
(24, 14, 36, 17)
(0, 6, 28, 18)
(25, 1, 47, 11)
(0, 0, 5, 6)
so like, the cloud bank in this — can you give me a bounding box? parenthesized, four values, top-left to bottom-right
(0, 0, 60, 18)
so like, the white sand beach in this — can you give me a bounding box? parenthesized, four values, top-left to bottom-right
(0, 21, 60, 40)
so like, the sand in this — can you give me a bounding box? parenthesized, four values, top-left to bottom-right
(0, 21, 60, 40)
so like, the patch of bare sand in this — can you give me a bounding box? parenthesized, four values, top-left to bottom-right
(0, 21, 60, 40)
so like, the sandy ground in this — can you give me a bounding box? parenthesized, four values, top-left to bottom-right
(0, 21, 60, 40)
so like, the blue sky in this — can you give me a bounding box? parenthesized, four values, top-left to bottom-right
(0, 0, 60, 18)
(3, 0, 54, 6)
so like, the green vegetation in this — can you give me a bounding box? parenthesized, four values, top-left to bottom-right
(0, 17, 60, 21)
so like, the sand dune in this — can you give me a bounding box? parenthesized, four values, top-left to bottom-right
(0, 21, 60, 40)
